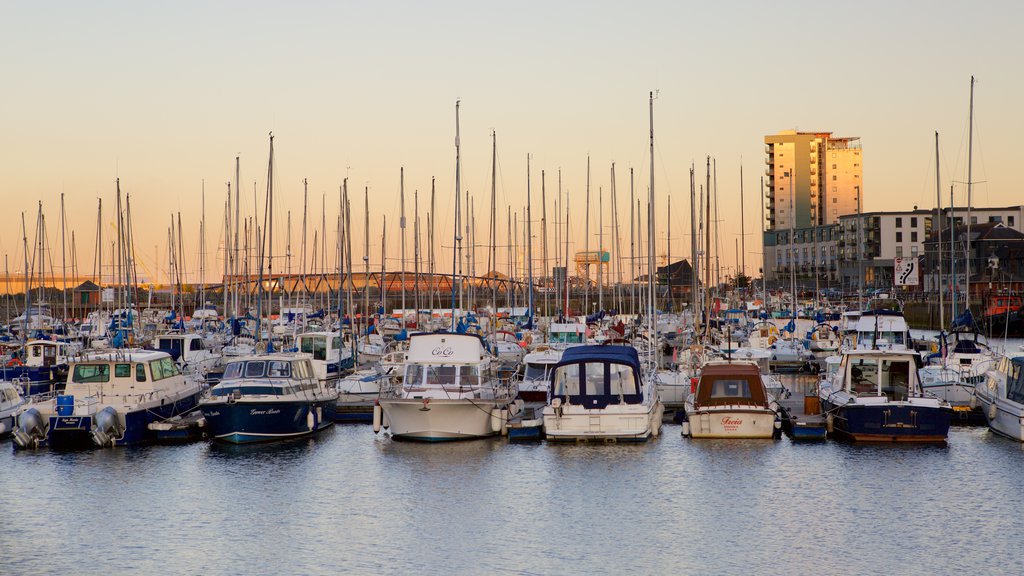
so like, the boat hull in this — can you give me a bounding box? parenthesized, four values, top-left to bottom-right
(973, 388, 1024, 441)
(542, 402, 664, 442)
(684, 407, 777, 439)
(201, 399, 336, 444)
(823, 402, 952, 442)
(379, 398, 506, 441)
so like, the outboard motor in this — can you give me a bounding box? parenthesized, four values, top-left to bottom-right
(91, 406, 124, 447)
(12, 408, 45, 449)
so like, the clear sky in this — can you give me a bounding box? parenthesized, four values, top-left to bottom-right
(2, 0, 1021, 284)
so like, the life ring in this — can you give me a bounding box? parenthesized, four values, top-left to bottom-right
(6, 357, 23, 367)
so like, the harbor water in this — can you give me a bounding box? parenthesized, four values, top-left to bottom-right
(3, 397, 1024, 575)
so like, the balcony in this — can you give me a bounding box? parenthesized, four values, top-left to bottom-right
(766, 168, 774, 177)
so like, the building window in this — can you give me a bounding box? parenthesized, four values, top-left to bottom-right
(832, 186, 837, 193)
(896, 246, 903, 257)
(832, 164, 837, 169)
(971, 216, 978, 224)
(911, 245, 919, 256)
(896, 217, 903, 228)
(1009, 216, 1016, 227)
(896, 231, 903, 242)
(990, 216, 1002, 223)
(832, 197, 837, 204)
(832, 175, 837, 181)
(911, 231, 918, 242)
(911, 217, 918, 227)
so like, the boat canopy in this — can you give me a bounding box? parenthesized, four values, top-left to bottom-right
(694, 362, 766, 408)
(550, 345, 643, 408)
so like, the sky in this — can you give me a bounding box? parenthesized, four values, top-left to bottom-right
(2, 0, 1021, 285)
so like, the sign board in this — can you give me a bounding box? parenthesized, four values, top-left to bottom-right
(894, 258, 919, 286)
(101, 288, 115, 303)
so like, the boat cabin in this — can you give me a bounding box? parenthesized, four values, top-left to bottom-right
(297, 332, 342, 362)
(24, 340, 72, 368)
(548, 323, 587, 345)
(841, 352, 920, 401)
(154, 334, 209, 361)
(692, 362, 767, 409)
(549, 345, 643, 409)
(214, 355, 319, 396)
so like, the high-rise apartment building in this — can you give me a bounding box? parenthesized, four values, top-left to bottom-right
(764, 131, 862, 231)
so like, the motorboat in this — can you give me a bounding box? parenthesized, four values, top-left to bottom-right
(199, 353, 337, 443)
(0, 380, 27, 436)
(333, 367, 391, 422)
(682, 360, 781, 439)
(972, 354, 1024, 441)
(518, 346, 562, 402)
(746, 321, 780, 350)
(296, 331, 354, 384)
(542, 345, 663, 442)
(153, 333, 221, 378)
(1, 339, 75, 396)
(376, 332, 518, 441)
(12, 350, 205, 449)
(819, 349, 952, 442)
(920, 334, 998, 408)
(357, 332, 387, 365)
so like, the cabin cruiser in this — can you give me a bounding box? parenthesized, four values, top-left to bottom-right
(0, 380, 27, 436)
(12, 350, 204, 448)
(819, 349, 952, 442)
(972, 354, 1024, 441)
(375, 332, 518, 441)
(682, 360, 781, 439)
(199, 353, 337, 443)
(542, 345, 663, 442)
(296, 331, 354, 384)
(919, 333, 998, 407)
(518, 346, 563, 402)
(2, 339, 75, 396)
(357, 332, 387, 365)
(153, 334, 221, 378)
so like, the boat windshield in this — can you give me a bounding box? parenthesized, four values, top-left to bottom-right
(524, 363, 549, 381)
(551, 361, 641, 407)
(848, 357, 911, 400)
(300, 336, 328, 361)
(404, 364, 479, 388)
(550, 331, 583, 344)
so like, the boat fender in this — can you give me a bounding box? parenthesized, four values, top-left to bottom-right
(825, 413, 834, 434)
(490, 408, 502, 433)
(988, 402, 998, 421)
(307, 407, 318, 431)
(372, 401, 382, 433)
(551, 397, 563, 418)
(681, 421, 691, 437)
(500, 409, 509, 436)
(969, 393, 978, 410)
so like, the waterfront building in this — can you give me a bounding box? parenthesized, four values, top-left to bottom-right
(764, 131, 862, 231)
(921, 222, 1024, 297)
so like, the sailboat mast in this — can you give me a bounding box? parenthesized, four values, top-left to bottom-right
(400, 167, 407, 330)
(541, 169, 548, 319)
(451, 100, 461, 330)
(490, 131, 497, 335)
(964, 75, 975, 311)
(935, 131, 944, 329)
(630, 168, 635, 317)
(691, 167, 700, 335)
(363, 186, 370, 328)
(647, 91, 656, 360)
(527, 155, 534, 326)
(740, 164, 746, 280)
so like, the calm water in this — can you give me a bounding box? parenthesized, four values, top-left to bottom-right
(3, 405, 1024, 575)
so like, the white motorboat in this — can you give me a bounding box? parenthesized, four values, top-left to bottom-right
(153, 333, 221, 378)
(376, 332, 518, 441)
(972, 354, 1024, 441)
(12, 350, 205, 448)
(683, 360, 781, 439)
(518, 346, 562, 402)
(542, 345, 663, 442)
(0, 380, 27, 436)
(296, 331, 355, 384)
(920, 334, 998, 407)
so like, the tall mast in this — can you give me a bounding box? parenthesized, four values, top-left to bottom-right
(526, 154, 534, 327)
(740, 164, 746, 280)
(490, 131, 497, 335)
(429, 178, 436, 317)
(667, 195, 672, 311)
(935, 131, 944, 329)
(691, 167, 699, 335)
(400, 167, 407, 329)
(964, 75, 976, 312)
(233, 156, 241, 317)
(630, 168, 636, 317)
(647, 91, 656, 363)
(713, 158, 720, 292)
(363, 186, 370, 327)
(200, 180, 206, 308)
(760, 177, 767, 309)
(414, 188, 421, 327)
(60, 193, 67, 320)
(705, 158, 712, 322)
(584, 155, 591, 315)
(301, 179, 309, 300)
(541, 169, 548, 319)
(598, 184, 604, 313)
(451, 100, 461, 330)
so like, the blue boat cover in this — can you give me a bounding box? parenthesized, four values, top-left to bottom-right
(556, 345, 641, 372)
